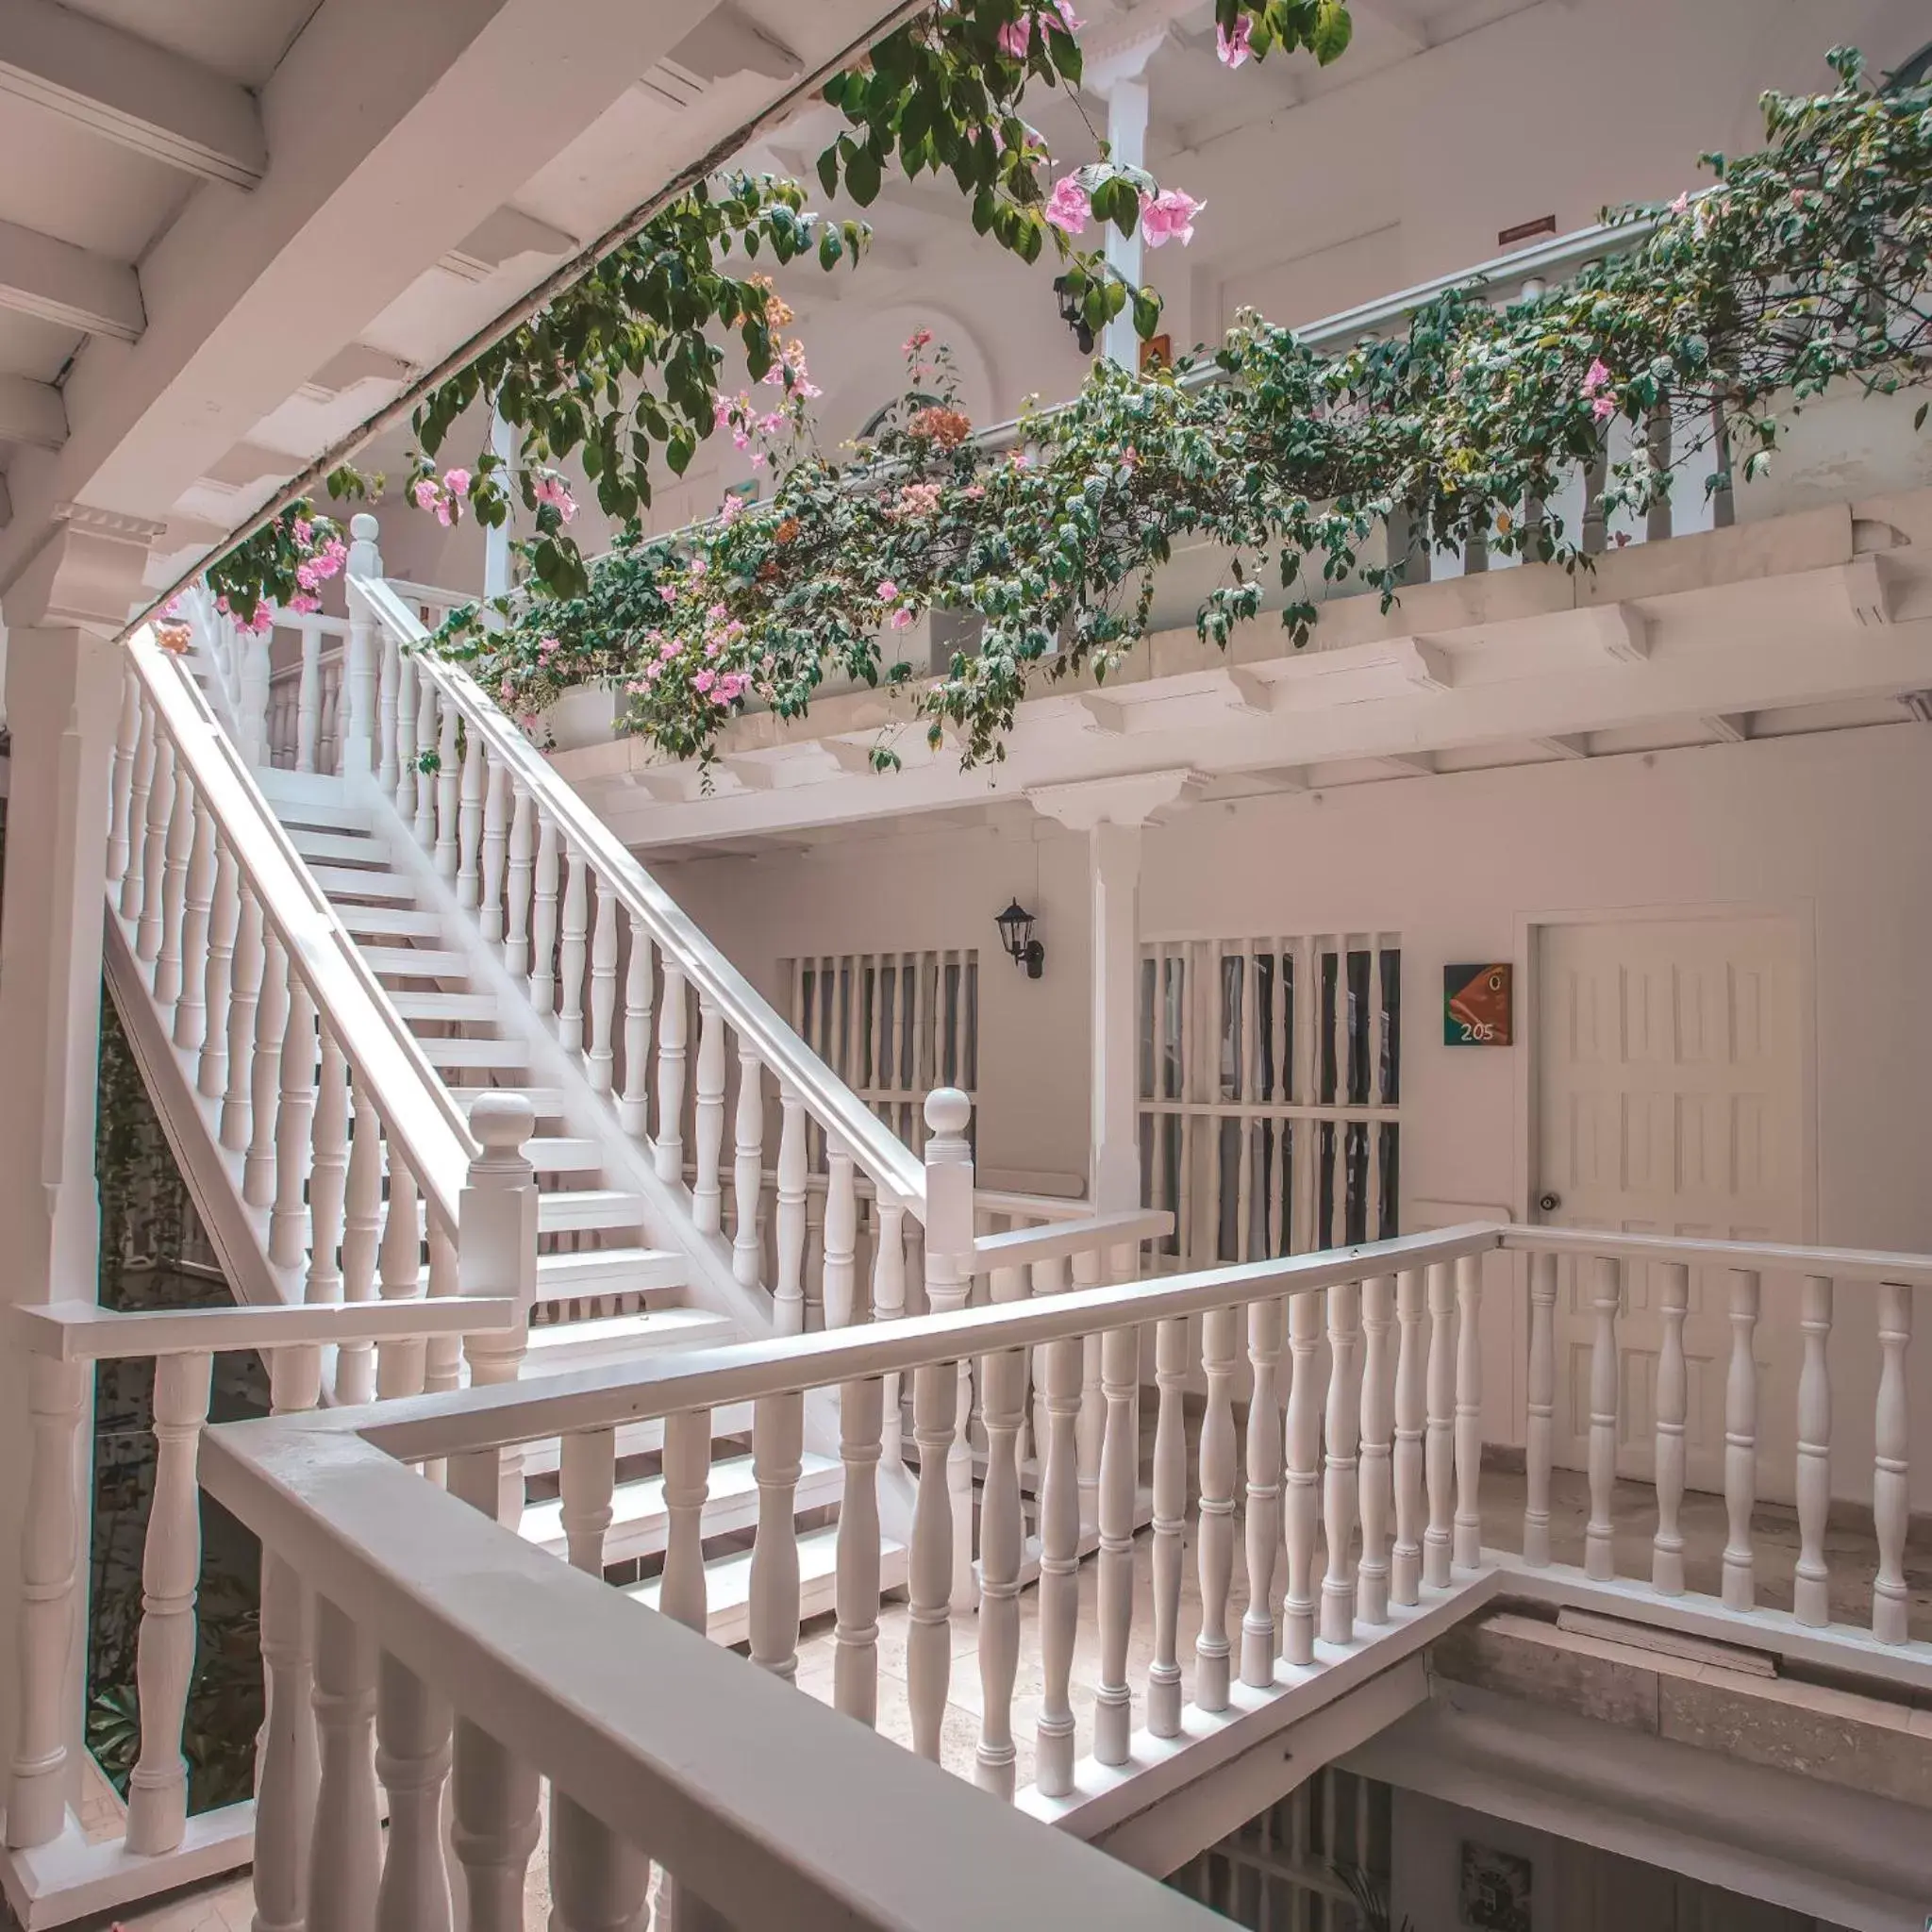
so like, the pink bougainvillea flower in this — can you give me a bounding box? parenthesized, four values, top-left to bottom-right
(290, 591, 321, 614)
(1591, 394, 1618, 422)
(1582, 358, 1610, 393)
(1670, 191, 1690, 216)
(1043, 174, 1091, 237)
(531, 473, 577, 522)
(904, 326, 934, 355)
(876, 579, 899, 601)
(292, 519, 314, 547)
(1140, 188, 1203, 249)
(441, 467, 471, 496)
(692, 669, 716, 694)
(1217, 14, 1253, 66)
(410, 479, 439, 511)
(890, 606, 916, 630)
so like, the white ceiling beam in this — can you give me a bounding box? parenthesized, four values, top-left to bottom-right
(1535, 734, 1591, 759)
(1591, 602, 1652, 662)
(1220, 665, 1275, 716)
(1078, 692, 1130, 735)
(2, 0, 724, 568)
(0, 376, 66, 452)
(0, 219, 143, 342)
(0, 0, 266, 188)
(1382, 751, 1437, 775)
(1842, 552, 1901, 628)
(1702, 713, 1749, 743)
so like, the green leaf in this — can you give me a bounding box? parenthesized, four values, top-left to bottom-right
(1310, 0, 1352, 63)
(845, 145, 882, 206)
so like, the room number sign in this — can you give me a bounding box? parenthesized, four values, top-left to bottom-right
(1443, 963, 1513, 1045)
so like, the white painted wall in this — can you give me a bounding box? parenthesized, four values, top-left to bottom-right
(658, 723, 1932, 1504)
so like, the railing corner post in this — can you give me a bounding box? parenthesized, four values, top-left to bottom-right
(343, 513, 384, 777)
(458, 1093, 537, 1524)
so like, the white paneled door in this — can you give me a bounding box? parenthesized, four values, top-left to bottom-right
(1535, 918, 1806, 1497)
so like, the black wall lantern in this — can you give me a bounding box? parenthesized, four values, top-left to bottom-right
(1052, 275, 1095, 356)
(995, 899, 1045, 979)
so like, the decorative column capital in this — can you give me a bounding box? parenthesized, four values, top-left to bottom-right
(3, 501, 166, 636)
(1026, 766, 1206, 833)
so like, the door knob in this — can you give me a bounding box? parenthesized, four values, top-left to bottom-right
(1538, 1192, 1561, 1214)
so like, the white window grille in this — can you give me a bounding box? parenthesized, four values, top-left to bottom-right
(788, 950, 978, 1154)
(1140, 934, 1401, 1264)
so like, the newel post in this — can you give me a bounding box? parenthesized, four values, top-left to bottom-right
(458, 1095, 538, 1525)
(922, 1089, 976, 1613)
(342, 514, 384, 777)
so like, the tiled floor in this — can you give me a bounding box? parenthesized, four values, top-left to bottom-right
(94, 1461, 1931, 1931)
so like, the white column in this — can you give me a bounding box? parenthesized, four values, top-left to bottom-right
(1100, 75, 1148, 370)
(0, 508, 157, 1822)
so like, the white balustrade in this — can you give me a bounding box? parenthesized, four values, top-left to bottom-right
(836, 1376, 886, 1728)
(1358, 1274, 1394, 1622)
(1194, 1303, 1238, 1713)
(1652, 1260, 1689, 1594)
(1723, 1268, 1762, 1612)
(1321, 1279, 1360, 1645)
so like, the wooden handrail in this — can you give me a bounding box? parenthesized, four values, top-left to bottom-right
(15, 1297, 518, 1361)
(1504, 1224, 1932, 1286)
(352, 574, 929, 1216)
(130, 626, 475, 1221)
(972, 1208, 1173, 1270)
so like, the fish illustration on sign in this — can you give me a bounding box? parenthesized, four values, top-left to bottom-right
(1444, 963, 1512, 1045)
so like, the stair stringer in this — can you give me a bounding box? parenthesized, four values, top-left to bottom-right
(342, 775, 922, 1552)
(102, 910, 295, 1311)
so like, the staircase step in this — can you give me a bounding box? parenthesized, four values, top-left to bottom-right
(416, 1035, 530, 1070)
(286, 825, 389, 866)
(310, 864, 421, 904)
(258, 770, 363, 821)
(534, 1244, 684, 1295)
(520, 1452, 841, 1565)
(450, 1086, 568, 1120)
(535, 1190, 649, 1235)
(626, 1526, 908, 1645)
(359, 946, 473, 981)
(335, 902, 444, 940)
(526, 1137, 603, 1173)
(391, 990, 501, 1024)
(521, 1307, 736, 1371)
(520, 1401, 758, 1478)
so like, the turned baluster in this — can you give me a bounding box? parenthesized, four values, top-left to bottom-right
(296, 625, 322, 772)
(691, 997, 725, 1229)
(529, 808, 559, 1013)
(773, 1091, 807, 1331)
(412, 673, 439, 850)
(245, 932, 291, 1208)
(118, 695, 157, 920)
(308, 1598, 383, 1932)
(421, 1219, 463, 1403)
(318, 656, 340, 774)
(1723, 1269, 1761, 1611)
(1524, 1252, 1558, 1570)
(1241, 1296, 1285, 1685)
(376, 625, 401, 795)
(1284, 1291, 1324, 1663)
(375, 1657, 454, 1932)
(449, 1459, 541, 1931)
(821, 1145, 858, 1326)
(659, 1410, 711, 1637)
(124, 1351, 213, 1855)
(1194, 1304, 1239, 1712)
(336, 1070, 382, 1406)
(749, 1392, 805, 1682)
(391, 648, 417, 820)
(587, 871, 619, 1091)
(1036, 1332, 1083, 1796)
(433, 695, 460, 881)
(1358, 1274, 1394, 1623)
(254, 1451, 318, 1932)
(1391, 1269, 1424, 1605)
(479, 758, 510, 946)
(306, 1023, 350, 1313)
(836, 1377, 886, 1727)
(975, 1342, 1024, 1797)
(270, 974, 318, 1271)
(155, 762, 195, 1008)
(618, 920, 653, 1135)
(377, 1148, 426, 1400)
(173, 790, 217, 1049)
(655, 963, 688, 1182)
(5, 1356, 85, 1850)
(1652, 1261, 1689, 1594)
(872, 1200, 907, 1468)
(198, 843, 240, 1100)
(1454, 1251, 1483, 1571)
(731, 1048, 765, 1287)
(1321, 1279, 1362, 1646)
(456, 719, 486, 908)
(1147, 1316, 1189, 1737)
(558, 839, 590, 1058)
(1074, 1250, 1105, 1541)
(1423, 1261, 1456, 1590)
(1095, 1324, 1140, 1765)
(1791, 1274, 1834, 1627)
(1586, 1256, 1621, 1582)
(1874, 1281, 1912, 1643)
(222, 888, 263, 1152)
(108, 670, 142, 886)
(504, 781, 534, 980)
(908, 1360, 956, 1761)
(136, 730, 175, 963)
